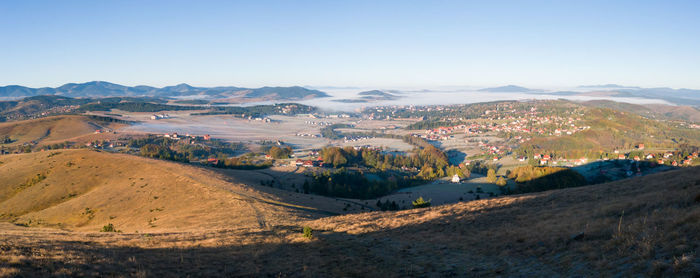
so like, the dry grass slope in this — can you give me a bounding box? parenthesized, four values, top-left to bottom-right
(0, 149, 342, 233)
(0, 115, 126, 147)
(0, 151, 699, 276)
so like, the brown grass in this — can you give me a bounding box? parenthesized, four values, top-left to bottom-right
(1, 150, 699, 276)
(0, 149, 345, 232)
(0, 115, 127, 147)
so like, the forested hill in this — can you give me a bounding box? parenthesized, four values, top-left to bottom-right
(0, 95, 317, 122)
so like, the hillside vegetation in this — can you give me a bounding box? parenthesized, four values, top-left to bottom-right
(0, 151, 698, 276)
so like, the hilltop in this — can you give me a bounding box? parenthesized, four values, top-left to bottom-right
(0, 149, 698, 276)
(478, 85, 537, 92)
(333, 90, 401, 103)
(0, 115, 128, 148)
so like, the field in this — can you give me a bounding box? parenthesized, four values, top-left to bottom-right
(119, 113, 357, 150)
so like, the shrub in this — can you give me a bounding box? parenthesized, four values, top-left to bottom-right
(302, 226, 313, 239)
(486, 169, 497, 183)
(496, 176, 507, 186)
(412, 196, 431, 208)
(100, 223, 121, 232)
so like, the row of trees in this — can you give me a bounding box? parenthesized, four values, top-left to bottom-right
(217, 156, 272, 170)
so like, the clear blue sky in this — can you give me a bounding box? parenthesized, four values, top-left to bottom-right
(1, 0, 699, 88)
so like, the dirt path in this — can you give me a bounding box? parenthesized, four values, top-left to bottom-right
(244, 199, 267, 229)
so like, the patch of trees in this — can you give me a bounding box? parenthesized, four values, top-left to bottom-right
(128, 135, 244, 161)
(376, 199, 400, 211)
(217, 156, 272, 170)
(446, 165, 470, 179)
(139, 144, 188, 162)
(306, 136, 454, 198)
(319, 144, 449, 178)
(173, 99, 209, 105)
(406, 120, 464, 130)
(508, 166, 587, 193)
(468, 160, 500, 175)
(309, 168, 423, 199)
(85, 115, 133, 124)
(267, 146, 293, 159)
(320, 124, 351, 139)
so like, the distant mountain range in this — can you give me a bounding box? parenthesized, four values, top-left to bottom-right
(574, 86, 700, 106)
(477, 85, 538, 93)
(479, 84, 700, 106)
(0, 81, 330, 101)
(577, 84, 641, 89)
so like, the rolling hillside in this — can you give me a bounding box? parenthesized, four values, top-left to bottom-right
(0, 150, 698, 276)
(519, 106, 700, 158)
(0, 150, 345, 233)
(583, 99, 700, 123)
(0, 115, 127, 147)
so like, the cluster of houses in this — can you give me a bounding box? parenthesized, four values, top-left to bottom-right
(475, 140, 512, 161)
(160, 133, 212, 145)
(296, 133, 321, 138)
(278, 104, 301, 114)
(291, 150, 324, 167)
(520, 150, 699, 167)
(608, 149, 698, 166)
(419, 115, 589, 142)
(150, 114, 170, 120)
(93, 128, 114, 134)
(248, 116, 272, 122)
(291, 158, 325, 168)
(343, 136, 374, 143)
(3, 105, 80, 121)
(325, 114, 352, 118)
(295, 112, 351, 119)
(304, 121, 333, 126)
(526, 153, 589, 166)
(85, 140, 122, 149)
